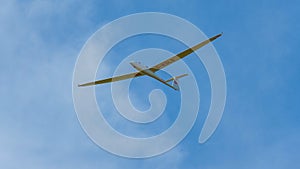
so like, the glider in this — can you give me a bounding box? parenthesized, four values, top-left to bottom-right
(78, 33, 222, 91)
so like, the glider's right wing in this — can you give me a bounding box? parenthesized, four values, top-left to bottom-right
(149, 33, 222, 72)
(78, 72, 144, 87)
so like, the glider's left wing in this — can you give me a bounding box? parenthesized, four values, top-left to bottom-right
(78, 72, 144, 87)
(150, 33, 222, 72)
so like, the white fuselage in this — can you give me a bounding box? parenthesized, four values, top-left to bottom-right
(130, 61, 178, 90)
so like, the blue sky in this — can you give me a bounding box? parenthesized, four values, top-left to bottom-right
(1, 0, 299, 168)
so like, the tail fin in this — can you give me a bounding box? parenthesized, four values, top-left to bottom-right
(166, 74, 188, 91)
(172, 79, 180, 91)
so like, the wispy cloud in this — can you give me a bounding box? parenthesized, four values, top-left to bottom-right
(1, 0, 300, 168)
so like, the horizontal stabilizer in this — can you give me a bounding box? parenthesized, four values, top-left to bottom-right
(165, 74, 188, 83)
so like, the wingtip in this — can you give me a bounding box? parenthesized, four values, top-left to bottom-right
(210, 33, 223, 41)
(78, 83, 88, 87)
(217, 32, 223, 37)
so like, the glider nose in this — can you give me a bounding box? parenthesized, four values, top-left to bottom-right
(129, 61, 135, 66)
(130, 61, 137, 68)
